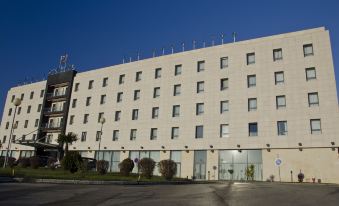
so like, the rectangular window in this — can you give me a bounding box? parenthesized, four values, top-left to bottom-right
(102, 77, 108, 87)
(5, 122, 9, 129)
(40, 89, 44, 98)
(30, 91, 34, 99)
(17, 107, 21, 115)
(195, 125, 203, 139)
(175, 64, 182, 76)
(197, 61, 205, 72)
(152, 107, 159, 119)
(277, 121, 288, 136)
(197, 81, 204, 93)
(247, 75, 256, 88)
(173, 84, 181, 96)
(306, 67, 316, 81)
(171, 127, 179, 139)
(74, 83, 79, 91)
(119, 74, 125, 84)
(150, 128, 158, 140)
(247, 53, 255, 65)
(220, 124, 229, 138)
(11, 95, 15, 102)
(249, 122, 258, 136)
(130, 129, 137, 140)
(24, 120, 28, 128)
(83, 114, 89, 124)
(88, 80, 94, 89)
(115, 111, 121, 121)
(117, 92, 123, 103)
(37, 104, 42, 112)
(27, 105, 31, 114)
(220, 57, 228, 69)
(220, 78, 229, 90)
(308, 92, 319, 107)
(220, 100, 229, 113)
(155, 68, 162, 79)
(273, 48, 283, 61)
(276, 95, 286, 109)
(20, 93, 24, 100)
(172, 105, 180, 117)
(8, 108, 12, 116)
(134, 90, 140, 100)
(310, 119, 321, 134)
(275, 71, 284, 85)
(98, 112, 104, 123)
(100, 95, 106, 105)
(96, 131, 101, 141)
(196, 103, 204, 115)
(72, 99, 77, 108)
(136, 71, 142, 82)
(248, 98, 257, 111)
(35, 119, 39, 127)
(86, 97, 91, 106)
(81, 132, 87, 142)
(153, 87, 160, 98)
(303, 44, 314, 57)
(113, 130, 119, 141)
(132, 109, 139, 120)
(32, 134, 36, 140)
(3, 136, 7, 143)
(69, 115, 74, 125)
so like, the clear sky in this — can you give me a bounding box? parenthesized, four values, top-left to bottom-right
(0, 0, 338, 118)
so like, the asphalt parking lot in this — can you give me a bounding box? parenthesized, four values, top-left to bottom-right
(0, 182, 338, 206)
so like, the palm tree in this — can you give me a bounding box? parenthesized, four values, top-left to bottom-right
(57, 133, 78, 155)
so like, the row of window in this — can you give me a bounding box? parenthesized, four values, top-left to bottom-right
(8, 104, 42, 116)
(10, 90, 44, 103)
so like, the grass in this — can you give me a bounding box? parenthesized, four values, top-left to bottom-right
(0, 167, 186, 182)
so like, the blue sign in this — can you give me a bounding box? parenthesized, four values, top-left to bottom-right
(275, 158, 282, 166)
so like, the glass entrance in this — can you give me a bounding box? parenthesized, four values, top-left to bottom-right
(194, 150, 207, 180)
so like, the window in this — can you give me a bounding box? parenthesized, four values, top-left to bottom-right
(220, 100, 229, 113)
(171, 127, 179, 139)
(310, 119, 321, 134)
(303, 44, 314, 57)
(40, 90, 44, 98)
(195, 125, 203, 138)
(15, 121, 19, 128)
(248, 98, 257, 111)
(113, 130, 119, 141)
(277, 121, 288, 136)
(72, 99, 77, 108)
(117, 92, 123, 102)
(35, 119, 39, 127)
(130, 129, 137, 140)
(220, 57, 228, 69)
(174, 84, 181, 96)
(32, 134, 36, 140)
(249, 123, 258, 136)
(86, 97, 91, 106)
(132, 109, 139, 120)
(20, 93, 24, 100)
(220, 124, 229, 138)
(17, 107, 21, 114)
(69, 115, 74, 125)
(100, 95, 106, 105)
(220, 78, 229, 90)
(276, 95, 286, 109)
(96, 131, 101, 141)
(196, 103, 204, 115)
(247, 75, 256, 88)
(11, 95, 15, 102)
(273, 48, 283, 61)
(197, 61, 205, 72)
(175, 65, 182, 75)
(119, 74, 125, 84)
(3, 136, 7, 143)
(136, 71, 142, 82)
(306, 68, 316, 81)
(5, 122, 9, 129)
(30, 91, 34, 99)
(115, 111, 121, 121)
(153, 87, 160, 98)
(275, 71, 284, 85)
(102, 77, 108, 87)
(24, 120, 28, 128)
(172, 105, 180, 117)
(74, 83, 79, 91)
(134, 90, 140, 100)
(27, 105, 31, 114)
(155, 68, 162, 79)
(37, 104, 42, 112)
(247, 53, 255, 65)
(98, 112, 104, 123)
(8, 108, 12, 116)
(88, 80, 94, 89)
(152, 107, 159, 119)
(150, 128, 158, 140)
(81, 132, 87, 142)
(83, 114, 89, 124)
(197, 81, 204, 93)
(308, 92, 319, 106)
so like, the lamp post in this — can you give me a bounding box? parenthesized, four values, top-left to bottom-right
(3, 98, 21, 168)
(97, 117, 105, 160)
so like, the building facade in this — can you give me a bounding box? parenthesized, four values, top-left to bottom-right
(1, 27, 339, 183)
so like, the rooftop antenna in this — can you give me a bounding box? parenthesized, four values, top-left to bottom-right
(153, 49, 156, 57)
(171, 45, 174, 54)
(59, 54, 68, 71)
(193, 40, 196, 49)
(221, 34, 224, 44)
(162, 47, 165, 56)
(203, 41, 206, 48)
(182, 42, 185, 52)
(137, 52, 140, 61)
(122, 56, 125, 64)
(129, 56, 132, 62)
(232, 32, 237, 43)
(211, 35, 215, 46)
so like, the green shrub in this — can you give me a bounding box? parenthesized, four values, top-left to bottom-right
(139, 158, 155, 179)
(96, 160, 109, 175)
(18, 157, 30, 168)
(61, 151, 83, 173)
(159, 159, 177, 180)
(47, 157, 57, 169)
(119, 158, 134, 176)
(29, 156, 41, 169)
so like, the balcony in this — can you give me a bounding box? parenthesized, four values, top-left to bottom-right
(43, 106, 65, 116)
(41, 122, 64, 131)
(46, 90, 68, 100)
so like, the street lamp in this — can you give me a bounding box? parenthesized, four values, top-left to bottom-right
(3, 98, 21, 168)
(97, 117, 105, 160)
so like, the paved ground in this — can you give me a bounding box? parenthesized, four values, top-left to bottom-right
(0, 182, 338, 206)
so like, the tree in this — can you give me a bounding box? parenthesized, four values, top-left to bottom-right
(245, 164, 255, 181)
(57, 132, 78, 155)
(139, 158, 156, 179)
(159, 159, 177, 180)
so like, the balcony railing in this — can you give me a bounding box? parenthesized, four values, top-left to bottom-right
(46, 90, 68, 99)
(44, 107, 65, 114)
(42, 122, 64, 130)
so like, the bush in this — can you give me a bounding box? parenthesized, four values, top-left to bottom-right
(96, 160, 109, 175)
(18, 157, 30, 168)
(119, 158, 134, 176)
(159, 159, 177, 180)
(61, 151, 83, 173)
(298, 172, 304, 183)
(30, 156, 41, 169)
(47, 157, 57, 169)
(0, 156, 16, 168)
(139, 158, 155, 179)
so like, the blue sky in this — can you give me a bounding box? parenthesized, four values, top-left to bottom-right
(0, 0, 338, 117)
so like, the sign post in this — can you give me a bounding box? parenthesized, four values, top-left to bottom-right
(275, 158, 282, 182)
